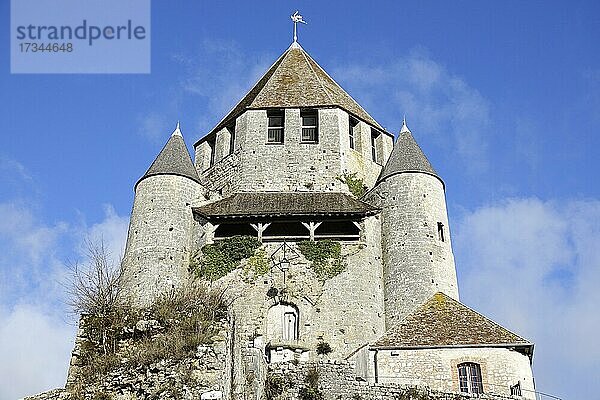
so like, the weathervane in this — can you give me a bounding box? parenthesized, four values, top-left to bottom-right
(290, 11, 307, 43)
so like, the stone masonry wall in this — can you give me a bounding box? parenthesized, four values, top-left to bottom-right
(195, 108, 392, 196)
(268, 361, 523, 400)
(374, 347, 535, 400)
(365, 173, 459, 328)
(121, 174, 204, 306)
(212, 221, 386, 362)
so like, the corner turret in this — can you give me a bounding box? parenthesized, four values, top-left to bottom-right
(365, 119, 458, 328)
(122, 123, 204, 306)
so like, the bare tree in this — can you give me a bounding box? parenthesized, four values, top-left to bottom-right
(65, 238, 125, 317)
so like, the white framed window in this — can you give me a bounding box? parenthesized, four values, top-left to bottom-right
(458, 362, 483, 394)
(301, 109, 318, 143)
(267, 109, 284, 143)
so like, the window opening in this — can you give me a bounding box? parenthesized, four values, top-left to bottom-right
(301, 109, 318, 143)
(268, 109, 284, 143)
(437, 222, 445, 242)
(349, 116, 358, 149)
(458, 363, 483, 394)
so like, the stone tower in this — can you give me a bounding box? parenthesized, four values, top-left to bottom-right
(122, 123, 204, 306)
(365, 119, 459, 327)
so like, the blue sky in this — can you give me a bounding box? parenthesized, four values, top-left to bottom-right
(1, 1, 599, 399)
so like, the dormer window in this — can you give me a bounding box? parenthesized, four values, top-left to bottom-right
(301, 109, 318, 143)
(267, 109, 284, 143)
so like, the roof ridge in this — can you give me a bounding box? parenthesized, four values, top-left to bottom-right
(299, 46, 335, 104)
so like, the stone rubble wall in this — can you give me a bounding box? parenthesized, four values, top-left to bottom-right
(268, 361, 521, 400)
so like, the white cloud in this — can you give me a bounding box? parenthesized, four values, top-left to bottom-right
(83, 204, 129, 263)
(0, 304, 74, 400)
(0, 198, 129, 399)
(333, 50, 491, 173)
(454, 197, 600, 400)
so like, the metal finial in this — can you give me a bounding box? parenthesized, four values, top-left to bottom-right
(291, 11, 307, 43)
(400, 116, 411, 134)
(172, 121, 182, 137)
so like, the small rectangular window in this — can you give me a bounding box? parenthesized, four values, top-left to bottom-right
(349, 116, 358, 149)
(267, 109, 284, 143)
(371, 129, 380, 162)
(227, 124, 235, 155)
(301, 109, 318, 143)
(437, 222, 445, 242)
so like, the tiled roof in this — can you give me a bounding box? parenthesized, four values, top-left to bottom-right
(373, 293, 532, 350)
(193, 192, 379, 219)
(377, 129, 439, 184)
(137, 130, 201, 188)
(201, 42, 385, 141)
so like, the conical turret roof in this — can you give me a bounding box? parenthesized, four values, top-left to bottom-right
(137, 123, 201, 188)
(203, 42, 384, 140)
(377, 120, 439, 184)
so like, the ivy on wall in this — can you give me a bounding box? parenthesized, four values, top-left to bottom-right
(337, 173, 368, 198)
(192, 235, 261, 281)
(243, 249, 270, 282)
(298, 240, 345, 281)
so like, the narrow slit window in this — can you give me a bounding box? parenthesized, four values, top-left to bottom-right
(349, 116, 358, 149)
(267, 109, 284, 143)
(227, 124, 235, 155)
(301, 109, 318, 143)
(207, 136, 216, 167)
(437, 222, 445, 242)
(371, 129, 380, 162)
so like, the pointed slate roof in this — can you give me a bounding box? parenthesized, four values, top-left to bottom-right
(201, 42, 385, 141)
(137, 123, 201, 188)
(372, 293, 532, 354)
(377, 122, 440, 184)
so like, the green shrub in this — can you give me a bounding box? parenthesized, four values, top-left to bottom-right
(337, 173, 367, 198)
(299, 368, 323, 400)
(193, 235, 261, 281)
(316, 342, 332, 355)
(76, 285, 227, 384)
(298, 240, 345, 280)
(265, 374, 286, 400)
